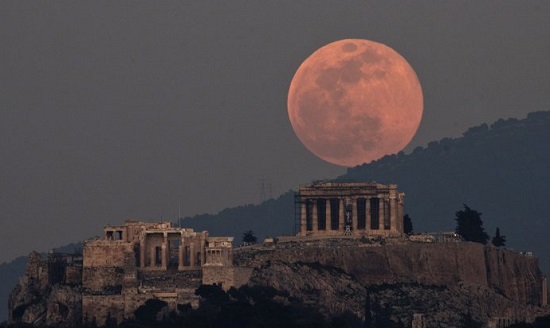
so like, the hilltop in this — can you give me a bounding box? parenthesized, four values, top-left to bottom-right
(7, 234, 550, 327)
(181, 110, 550, 272)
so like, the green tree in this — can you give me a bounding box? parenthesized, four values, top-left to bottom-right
(242, 230, 257, 245)
(492, 227, 507, 247)
(134, 299, 168, 323)
(461, 311, 483, 328)
(403, 214, 413, 234)
(454, 204, 489, 244)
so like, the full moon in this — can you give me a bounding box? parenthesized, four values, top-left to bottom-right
(287, 39, 423, 167)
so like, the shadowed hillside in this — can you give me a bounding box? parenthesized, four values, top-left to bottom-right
(340, 111, 550, 272)
(183, 110, 550, 273)
(181, 191, 296, 244)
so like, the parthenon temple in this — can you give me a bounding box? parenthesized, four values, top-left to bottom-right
(296, 181, 405, 237)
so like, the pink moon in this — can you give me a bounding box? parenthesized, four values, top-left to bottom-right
(287, 39, 423, 167)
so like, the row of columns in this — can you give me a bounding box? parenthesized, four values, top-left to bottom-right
(138, 232, 204, 270)
(300, 196, 400, 235)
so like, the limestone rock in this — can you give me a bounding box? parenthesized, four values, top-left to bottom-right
(248, 260, 367, 319)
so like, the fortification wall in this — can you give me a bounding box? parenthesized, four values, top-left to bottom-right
(83, 240, 133, 268)
(202, 266, 234, 290)
(82, 240, 134, 293)
(83, 267, 125, 293)
(234, 241, 544, 305)
(64, 266, 82, 285)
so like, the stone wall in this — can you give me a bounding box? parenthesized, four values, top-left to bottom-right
(83, 240, 133, 268)
(82, 267, 125, 294)
(138, 269, 202, 290)
(82, 240, 134, 293)
(202, 266, 234, 290)
(65, 266, 82, 285)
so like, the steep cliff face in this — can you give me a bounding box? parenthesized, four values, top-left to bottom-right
(247, 261, 368, 320)
(8, 251, 82, 327)
(9, 271, 81, 327)
(234, 239, 548, 326)
(235, 240, 545, 305)
(9, 240, 548, 327)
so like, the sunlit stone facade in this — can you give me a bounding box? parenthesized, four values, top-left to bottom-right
(297, 182, 404, 237)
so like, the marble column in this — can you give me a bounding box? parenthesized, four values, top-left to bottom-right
(326, 199, 332, 230)
(366, 197, 371, 232)
(300, 202, 307, 236)
(161, 243, 167, 269)
(351, 197, 358, 233)
(378, 197, 385, 231)
(384, 198, 390, 230)
(139, 236, 146, 268)
(178, 235, 185, 270)
(178, 245, 184, 270)
(190, 244, 195, 269)
(390, 197, 397, 233)
(339, 198, 345, 232)
(161, 233, 168, 269)
(200, 237, 206, 266)
(398, 194, 404, 233)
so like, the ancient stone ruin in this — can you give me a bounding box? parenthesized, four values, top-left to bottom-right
(296, 181, 405, 236)
(9, 220, 236, 326)
(8, 182, 550, 327)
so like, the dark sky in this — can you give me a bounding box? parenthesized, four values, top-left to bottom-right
(1, 1, 550, 264)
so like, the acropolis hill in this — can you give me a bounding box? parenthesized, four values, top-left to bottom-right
(8, 182, 550, 327)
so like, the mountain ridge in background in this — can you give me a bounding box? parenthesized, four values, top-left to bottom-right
(180, 110, 550, 273)
(340, 110, 550, 272)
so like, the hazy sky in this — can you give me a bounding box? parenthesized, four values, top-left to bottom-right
(1, 1, 550, 264)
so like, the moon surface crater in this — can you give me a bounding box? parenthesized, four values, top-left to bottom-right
(288, 39, 423, 167)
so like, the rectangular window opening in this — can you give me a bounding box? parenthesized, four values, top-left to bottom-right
(357, 198, 366, 230)
(317, 198, 326, 230)
(370, 198, 380, 230)
(330, 198, 340, 230)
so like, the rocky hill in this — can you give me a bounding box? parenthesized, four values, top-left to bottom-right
(0, 257, 27, 324)
(8, 237, 550, 327)
(234, 238, 549, 327)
